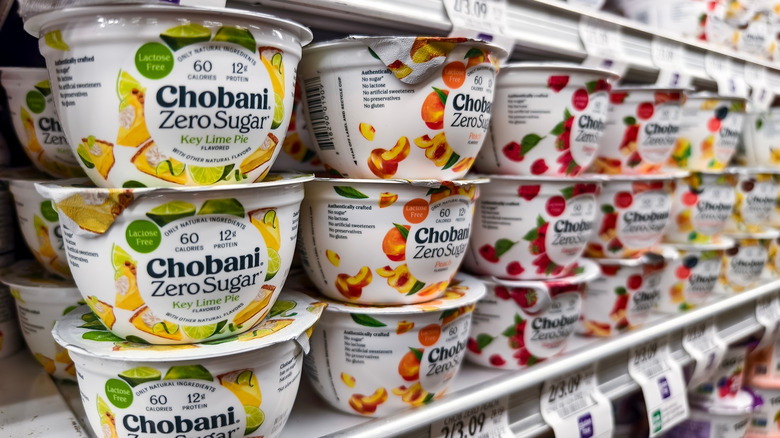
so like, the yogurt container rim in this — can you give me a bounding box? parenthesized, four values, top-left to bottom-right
(302, 36, 509, 59)
(310, 175, 489, 188)
(724, 167, 780, 175)
(587, 250, 672, 267)
(685, 92, 748, 102)
(611, 85, 691, 93)
(490, 258, 600, 289)
(53, 291, 325, 362)
(496, 62, 620, 80)
(725, 229, 780, 240)
(660, 236, 736, 252)
(305, 272, 485, 315)
(472, 173, 604, 183)
(690, 388, 762, 415)
(0, 260, 77, 291)
(24, 3, 314, 45)
(598, 170, 689, 182)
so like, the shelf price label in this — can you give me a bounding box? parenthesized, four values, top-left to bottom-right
(628, 336, 689, 437)
(756, 296, 780, 351)
(682, 318, 727, 388)
(540, 364, 614, 438)
(443, 0, 515, 55)
(650, 38, 691, 88)
(744, 63, 774, 111)
(430, 396, 513, 438)
(704, 53, 748, 98)
(578, 17, 627, 76)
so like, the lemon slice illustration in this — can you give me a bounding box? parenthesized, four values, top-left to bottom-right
(146, 201, 196, 227)
(160, 23, 211, 51)
(119, 366, 161, 387)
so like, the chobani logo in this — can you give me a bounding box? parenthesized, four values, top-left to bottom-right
(123, 407, 238, 434)
(697, 201, 733, 213)
(689, 273, 719, 292)
(642, 123, 678, 146)
(450, 93, 491, 130)
(575, 115, 605, 143)
(38, 117, 67, 145)
(413, 226, 470, 260)
(720, 127, 741, 139)
(552, 219, 593, 245)
(623, 211, 669, 224)
(156, 86, 271, 134)
(426, 339, 465, 377)
(730, 257, 765, 274)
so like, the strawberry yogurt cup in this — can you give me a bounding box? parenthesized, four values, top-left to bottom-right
(721, 230, 779, 293)
(0, 284, 22, 359)
(665, 171, 737, 244)
(298, 37, 504, 180)
(585, 173, 676, 259)
(466, 259, 598, 369)
(462, 175, 601, 280)
(476, 63, 619, 177)
(0, 67, 85, 179)
(591, 87, 684, 175)
(301, 273, 485, 416)
(579, 254, 666, 337)
(747, 384, 780, 437)
(0, 260, 81, 380)
(656, 239, 734, 313)
(52, 291, 324, 438)
(724, 168, 779, 234)
(26, 5, 313, 188)
(36, 173, 311, 344)
(666, 389, 760, 438)
(298, 177, 483, 305)
(667, 94, 747, 172)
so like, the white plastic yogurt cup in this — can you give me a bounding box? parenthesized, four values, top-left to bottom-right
(0, 67, 85, 179)
(298, 177, 483, 304)
(747, 384, 780, 437)
(37, 173, 312, 343)
(467, 260, 598, 369)
(592, 87, 683, 175)
(689, 341, 754, 408)
(298, 37, 504, 180)
(299, 272, 485, 416)
(666, 389, 760, 438)
(270, 80, 322, 172)
(743, 109, 780, 169)
(665, 171, 737, 244)
(0, 260, 81, 380)
(27, 5, 313, 188)
(0, 284, 22, 359)
(721, 230, 779, 293)
(53, 291, 324, 438)
(476, 63, 619, 176)
(724, 169, 779, 234)
(462, 174, 601, 280)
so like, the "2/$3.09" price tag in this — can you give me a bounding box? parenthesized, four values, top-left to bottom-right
(442, 0, 515, 55)
(429, 396, 513, 438)
(682, 318, 727, 389)
(540, 364, 614, 438)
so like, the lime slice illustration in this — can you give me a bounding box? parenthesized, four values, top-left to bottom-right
(265, 247, 280, 281)
(116, 70, 143, 100)
(160, 23, 211, 51)
(40, 200, 59, 222)
(146, 201, 196, 227)
(155, 159, 185, 177)
(153, 321, 179, 336)
(271, 93, 284, 130)
(263, 210, 277, 226)
(182, 323, 219, 340)
(198, 198, 245, 218)
(119, 366, 161, 387)
(235, 370, 255, 386)
(34, 81, 51, 97)
(271, 53, 282, 71)
(44, 30, 70, 51)
(269, 300, 296, 318)
(164, 364, 213, 381)
(244, 405, 265, 435)
(111, 244, 134, 271)
(213, 26, 256, 53)
(76, 144, 95, 169)
(188, 165, 226, 185)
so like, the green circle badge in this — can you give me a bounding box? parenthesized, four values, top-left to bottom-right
(105, 378, 133, 409)
(26, 90, 46, 114)
(135, 43, 174, 80)
(126, 220, 161, 253)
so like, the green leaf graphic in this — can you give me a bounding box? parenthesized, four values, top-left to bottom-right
(433, 87, 448, 106)
(393, 223, 410, 240)
(350, 314, 386, 327)
(561, 187, 574, 199)
(410, 347, 423, 361)
(521, 134, 544, 154)
(550, 121, 565, 136)
(476, 334, 495, 350)
(441, 152, 460, 170)
(334, 186, 369, 199)
(82, 331, 124, 342)
(494, 238, 517, 258)
(623, 116, 637, 126)
(407, 280, 426, 296)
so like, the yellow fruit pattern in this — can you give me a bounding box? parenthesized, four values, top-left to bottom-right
(130, 306, 182, 341)
(34, 353, 56, 374)
(237, 318, 294, 341)
(20, 107, 42, 154)
(131, 141, 187, 185)
(392, 382, 432, 407)
(341, 372, 356, 388)
(56, 189, 133, 234)
(326, 249, 340, 267)
(218, 369, 262, 407)
(87, 296, 116, 329)
(33, 215, 55, 259)
(248, 208, 281, 252)
(79, 137, 115, 179)
(376, 265, 419, 294)
(240, 132, 279, 175)
(114, 258, 142, 311)
(233, 285, 275, 326)
(116, 72, 150, 147)
(97, 396, 119, 438)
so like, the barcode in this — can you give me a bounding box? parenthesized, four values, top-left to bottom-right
(304, 77, 335, 151)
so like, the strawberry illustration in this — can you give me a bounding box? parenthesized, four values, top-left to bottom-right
(592, 79, 611, 93)
(506, 261, 525, 276)
(610, 92, 629, 104)
(479, 244, 499, 263)
(518, 185, 541, 201)
(607, 238, 624, 253)
(610, 287, 629, 320)
(502, 141, 524, 162)
(572, 183, 599, 196)
(514, 347, 540, 366)
(489, 354, 506, 366)
(601, 264, 621, 276)
(510, 288, 537, 310)
(627, 151, 642, 168)
(627, 274, 643, 290)
(619, 124, 639, 154)
(531, 158, 549, 175)
(555, 116, 574, 151)
(557, 149, 581, 175)
(547, 75, 569, 93)
(529, 223, 549, 255)
(467, 337, 480, 353)
(468, 334, 495, 355)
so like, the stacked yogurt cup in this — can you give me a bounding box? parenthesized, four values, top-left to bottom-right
(15, 5, 335, 438)
(745, 337, 780, 437)
(290, 36, 502, 416)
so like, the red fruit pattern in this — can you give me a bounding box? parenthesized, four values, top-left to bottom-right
(489, 354, 506, 366)
(555, 114, 574, 152)
(468, 333, 495, 355)
(615, 192, 633, 208)
(682, 191, 698, 207)
(501, 315, 541, 367)
(510, 288, 537, 309)
(600, 264, 621, 276)
(717, 372, 740, 398)
(506, 261, 525, 276)
(494, 285, 511, 300)
(609, 286, 630, 328)
(479, 239, 517, 264)
(479, 244, 499, 263)
(531, 159, 549, 175)
(502, 133, 544, 163)
(523, 216, 563, 276)
(627, 274, 643, 290)
(707, 117, 721, 133)
(610, 92, 629, 104)
(518, 185, 541, 201)
(547, 75, 569, 93)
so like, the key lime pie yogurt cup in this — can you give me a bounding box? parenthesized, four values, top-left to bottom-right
(36, 173, 312, 344)
(0, 261, 81, 380)
(26, 5, 313, 188)
(52, 291, 325, 438)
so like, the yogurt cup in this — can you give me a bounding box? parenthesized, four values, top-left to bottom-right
(467, 260, 599, 369)
(742, 108, 780, 168)
(747, 384, 780, 437)
(591, 87, 684, 175)
(476, 63, 619, 177)
(690, 341, 754, 408)
(462, 174, 601, 280)
(665, 171, 738, 244)
(666, 389, 760, 438)
(298, 37, 504, 180)
(298, 177, 483, 304)
(0, 284, 23, 358)
(579, 254, 665, 337)
(271, 80, 322, 172)
(0, 67, 85, 179)
(300, 273, 485, 416)
(668, 94, 747, 172)
(27, 5, 313, 188)
(0, 260, 81, 380)
(52, 291, 324, 438)
(746, 337, 780, 387)
(724, 169, 779, 234)
(657, 239, 734, 313)
(36, 173, 312, 343)
(721, 230, 779, 293)
(585, 173, 676, 259)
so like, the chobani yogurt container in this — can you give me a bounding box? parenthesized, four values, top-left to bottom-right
(300, 273, 485, 416)
(721, 230, 778, 293)
(467, 260, 598, 369)
(665, 171, 737, 244)
(0, 261, 81, 380)
(52, 291, 324, 438)
(0, 284, 22, 359)
(690, 341, 754, 408)
(36, 173, 312, 343)
(591, 87, 684, 175)
(742, 108, 780, 169)
(747, 383, 780, 437)
(657, 239, 734, 313)
(668, 94, 747, 172)
(298, 177, 483, 304)
(462, 175, 601, 280)
(298, 37, 504, 180)
(724, 169, 779, 234)
(579, 254, 665, 337)
(585, 173, 676, 259)
(666, 389, 760, 438)
(26, 5, 313, 188)
(476, 63, 619, 176)
(0, 67, 85, 179)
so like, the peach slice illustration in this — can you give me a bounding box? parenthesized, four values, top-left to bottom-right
(335, 266, 373, 300)
(367, 137, 411, 179)
(396, 320, 415, 334)
(392, 382, 432, 407)
(359, 123, 376, 141)
(348, 387, 388, 415)
(377, 264, 419, 294)
(326, 249, 340, 267)
(415, 133, 456, 167)
(379, 192, 398, 208)
(341, 372, 356, 388)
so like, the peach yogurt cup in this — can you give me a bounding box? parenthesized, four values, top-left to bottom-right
(721, 230, 779, 293)
(300, 273, 485, 416)
(665, 171, 737, 244)
(298, 177, 483, 305)
(0, 261, 82, 380)
(52, 291, 325, 438)
(0, 67, 85, 178)
(36, 173, 312, 344)
(475, 63, 618, 176)
(466, 259, 598, 369)
(462, 175, 601, 280)
(26, 5, 313, 188)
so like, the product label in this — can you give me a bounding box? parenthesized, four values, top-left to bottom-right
(570, 93, 608, 167)
(749, 388, 780, 435)
(692, 185, 735, 235)
(681, 319, 727, 389)
(755, 296, 780, 351)
(686, 257, 721, 305)
(716, 112, 745, 163)
(618, 191, 671, 249)
(419, 316, 471, 389)
(739, 180, 775, 225)
(545, 195, 596, 266)
(12, 192, 70, 277)
(525, 292, 581, 358)
(637, 103, 681, 164)
(726, 244, 767, 286)
(627, 272, 661, 327)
